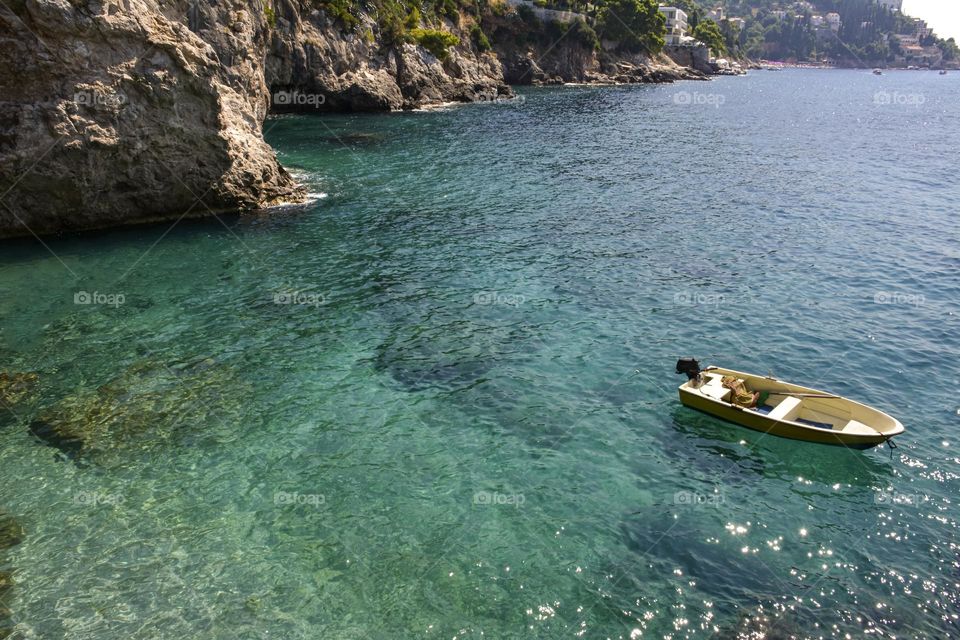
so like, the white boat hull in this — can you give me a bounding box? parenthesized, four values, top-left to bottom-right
(678, 367, 905, 449)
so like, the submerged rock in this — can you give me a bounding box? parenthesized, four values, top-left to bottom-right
(620, 515, 777, 604)
(711, 609, 804, 639)
(372, 320, 523, 392)
(0, 372, 38, 408)
(0, 512, 19, 640)
(0, 513, 23, 551)
(27, 357, 252, 464)
(0, 570, 12, 640)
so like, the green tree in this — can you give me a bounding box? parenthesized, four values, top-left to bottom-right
(719, 19, 742, 56)
(692, 19, 726, 55)
(939, 37, 959, 61)
(596, 0, 665, 54)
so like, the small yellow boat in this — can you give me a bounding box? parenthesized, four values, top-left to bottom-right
(675, 359, 904, 449)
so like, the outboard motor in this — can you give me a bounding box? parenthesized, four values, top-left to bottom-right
(675, 358, 701, 381)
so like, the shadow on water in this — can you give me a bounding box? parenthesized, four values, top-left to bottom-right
(667, 406, 894, 488)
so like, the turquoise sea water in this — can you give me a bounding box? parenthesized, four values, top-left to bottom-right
(1, 69, 959, 638)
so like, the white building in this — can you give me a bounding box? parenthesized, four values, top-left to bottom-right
(728, 17, 745, 30)
(877, 0, 903, 11)
(708, 7, 724, 22)
(659, 6, 689, 46)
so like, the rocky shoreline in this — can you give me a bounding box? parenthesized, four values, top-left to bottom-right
(0, 0, 722, 239)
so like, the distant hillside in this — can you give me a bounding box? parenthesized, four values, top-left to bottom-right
(668, 0, 959, 67)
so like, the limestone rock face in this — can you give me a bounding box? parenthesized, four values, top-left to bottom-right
(0, 1, 511, 238)
(262, 8, 510, 112)
(0, 0, 303, 238)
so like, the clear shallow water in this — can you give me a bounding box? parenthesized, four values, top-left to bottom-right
(1, 69, 959, 638)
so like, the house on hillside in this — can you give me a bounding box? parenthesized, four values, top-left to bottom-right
(913, 19, 932, 39)
(877, 0, 902, 11)
(659, 6, 689, 45)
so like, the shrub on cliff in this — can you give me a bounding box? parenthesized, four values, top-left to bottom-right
(516, 3, 538, 25)
(433, 0, 460, 20)
(597, 0, 665, 54)
(490, 0, 512, 17)
(409, 28, 461, 60)
(264, 6, 277, 28)
(317, 0, 360, 28)
(471, 24, 493, 51)
(539, 17, 599, 50)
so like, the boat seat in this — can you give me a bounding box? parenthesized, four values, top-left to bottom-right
(842, 420, 880, 436)
(700, 383, 731, 402)
(767, 396, 802, 421)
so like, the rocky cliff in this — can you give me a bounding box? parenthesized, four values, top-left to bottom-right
(0, 0, 510, 238)
(484, 9, 707, 85)
(0, 0, 302, 238)
(264, 3, 510, 111)
(0, 0, 702, 239)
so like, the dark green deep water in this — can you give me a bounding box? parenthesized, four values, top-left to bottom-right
(1, 70, 959, 638)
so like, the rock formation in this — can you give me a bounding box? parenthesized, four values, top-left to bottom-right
(0, 0, 303, 238)
(263, 5, 510, 111)
(0, 0, 707, 239)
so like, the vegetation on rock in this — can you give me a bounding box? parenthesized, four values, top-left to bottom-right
(264, 5, 277, 27)
(692, 19, 726, 56)
(409, 28, 461, 59)
(596, 0, 665, 53)
(676, 0, 960, 65)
